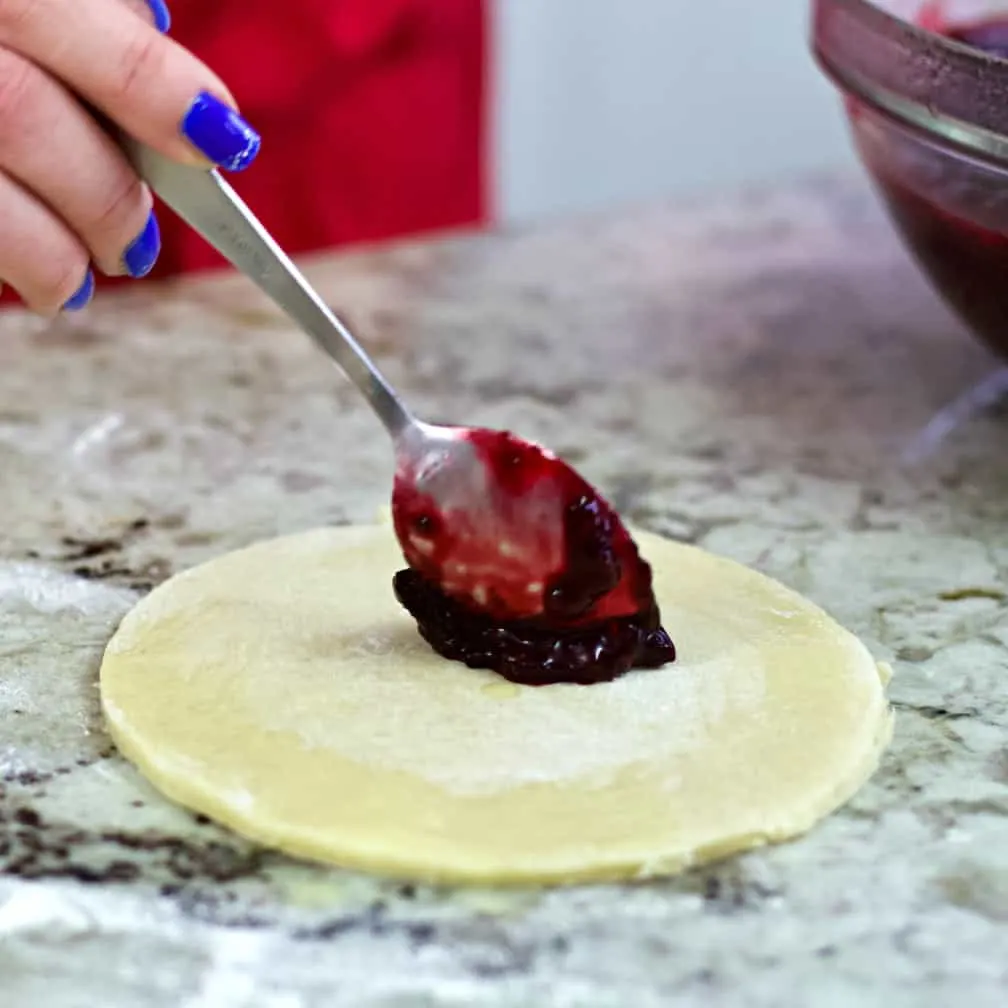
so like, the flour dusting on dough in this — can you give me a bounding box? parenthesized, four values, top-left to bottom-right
(245, 645, 768, 796)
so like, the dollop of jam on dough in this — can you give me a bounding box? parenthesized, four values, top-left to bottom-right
(392, 429, 676, 686)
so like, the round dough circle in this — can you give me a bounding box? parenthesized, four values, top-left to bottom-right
(99, 525, 892, 885)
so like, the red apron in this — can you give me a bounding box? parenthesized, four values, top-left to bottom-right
(1, 0, 487, 303)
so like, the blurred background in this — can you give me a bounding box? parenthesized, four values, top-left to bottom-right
(169, 0, 858, 272)
(496, 0, 855, 223)
(0, 0, 861, 301)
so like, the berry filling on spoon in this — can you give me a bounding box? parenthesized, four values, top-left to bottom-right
(391, 427, 676, 686)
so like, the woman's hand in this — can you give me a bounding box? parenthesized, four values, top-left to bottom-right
(0, 0, 260, 314)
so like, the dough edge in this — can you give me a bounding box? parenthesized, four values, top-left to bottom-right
(104, 691, 893, 886)
(100, 525, 893, 887)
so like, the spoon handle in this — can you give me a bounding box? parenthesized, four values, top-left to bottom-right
(122, 138, 413, 439)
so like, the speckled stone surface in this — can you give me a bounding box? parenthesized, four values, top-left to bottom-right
(2, 172, 1007, 1007)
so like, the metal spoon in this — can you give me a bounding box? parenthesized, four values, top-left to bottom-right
(124, 140, 489, 482)
(124, 140, 442, 442)
(121, 141, 573, 619)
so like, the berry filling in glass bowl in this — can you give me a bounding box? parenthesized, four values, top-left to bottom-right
(814, 0, 1008, 360)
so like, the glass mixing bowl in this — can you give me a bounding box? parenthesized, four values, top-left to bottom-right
(813, 0, 1008, 358)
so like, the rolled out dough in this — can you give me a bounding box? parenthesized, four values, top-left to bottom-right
(99, 525, 892, 885)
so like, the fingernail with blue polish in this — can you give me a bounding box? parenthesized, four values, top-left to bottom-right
(63, 269, 95, 312)
(122, 211, 161, 279)
(144, 0, 171, 33)
(181, 92, 261, 172)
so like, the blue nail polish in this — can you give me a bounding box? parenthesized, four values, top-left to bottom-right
(181, 92, 261, 172)
(63, 269, 95, 312)
(122, 211, 161, 279)
(144, 0, 171, 33)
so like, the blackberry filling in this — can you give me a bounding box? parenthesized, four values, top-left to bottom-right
(394, 567, 675, 687)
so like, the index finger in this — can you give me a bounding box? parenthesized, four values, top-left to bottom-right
(0, 0, 260, 171)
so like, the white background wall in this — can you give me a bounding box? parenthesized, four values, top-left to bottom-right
(493, 0, 859, 223)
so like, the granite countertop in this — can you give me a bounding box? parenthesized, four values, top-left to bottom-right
(1, 172, 1007, 1007)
